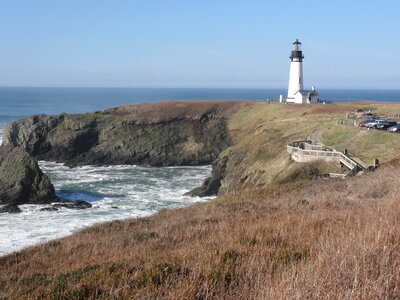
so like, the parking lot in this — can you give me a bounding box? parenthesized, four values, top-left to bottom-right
(347, 110, 400, 133)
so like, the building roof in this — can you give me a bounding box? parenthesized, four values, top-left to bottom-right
(294, 90, 319, 96)
(293, 39, 302, 45)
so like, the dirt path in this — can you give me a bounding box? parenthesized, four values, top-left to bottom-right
(308, 127, 366, 149)
(304, 128, 369, 169)
(307, 128, 326, 144)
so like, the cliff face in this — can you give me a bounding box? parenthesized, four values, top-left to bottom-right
(3, 100, 370, 198)
(3, 101, 249, 167)
(0, 145, 58, 206)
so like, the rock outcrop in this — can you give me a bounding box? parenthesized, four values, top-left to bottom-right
(40, 200, 92, 211)
(0, 146, 59, 206)
(0, 204, 22, 213)
(0, 146, 93, 212)
(185, 155, 228, 197)
(3, 101, 249, 167)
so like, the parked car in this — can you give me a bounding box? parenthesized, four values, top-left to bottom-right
(365, 119, 387, 129)
(357, 119, 374, 127)
(388, 124, 400, 133)
(357, 113, 378, 119)
(376, 121, 398, 130)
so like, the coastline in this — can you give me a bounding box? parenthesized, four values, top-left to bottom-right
(2, 99, 400, 298)
(0, 162, 212, 256)
(2, 99, 400, 255)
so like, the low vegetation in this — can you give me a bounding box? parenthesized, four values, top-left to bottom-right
(1, 165, 400, 299)
(217, 101, 400, 194)
(276, 160, 342, 184)
(2, 101, 400, 299)
(320, 124, 360, 149)
(346, 130, 400, 163)
(100, 100, 251, 124)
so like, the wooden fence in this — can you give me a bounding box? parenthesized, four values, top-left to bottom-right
(287, 141, 365, 171)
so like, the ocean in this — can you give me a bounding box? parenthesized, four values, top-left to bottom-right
(1, 87, 400, 256)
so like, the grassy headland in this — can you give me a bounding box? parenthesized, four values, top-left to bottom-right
(1, 101, 400, 299)
(218, 101, 400, 194)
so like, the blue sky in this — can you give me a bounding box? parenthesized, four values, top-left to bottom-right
(0, 0, 399, 88)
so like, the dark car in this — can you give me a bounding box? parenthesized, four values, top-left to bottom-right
(376, 121, 397, 130)
(388, 124, 400, 133)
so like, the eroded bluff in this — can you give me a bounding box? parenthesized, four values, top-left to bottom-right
(3, 101, 248, 168)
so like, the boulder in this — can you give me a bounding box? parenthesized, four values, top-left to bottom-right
(0, 146, 59, 206)
(40, 200, 92, 211)
(0, 204, 21, 213)
(53, 200, 92, 209)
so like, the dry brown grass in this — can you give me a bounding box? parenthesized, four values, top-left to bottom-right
(281, 103, 359, 115)
(2, 101, 400, 299)
(99, 100, 253, 124)
(309, 104, 359, 114)
(1, 166, 400, 299)
(347, 101, 397, 105)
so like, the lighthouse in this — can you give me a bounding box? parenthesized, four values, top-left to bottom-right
(287, 39, 304, 99)
(286, 39, 319, 104)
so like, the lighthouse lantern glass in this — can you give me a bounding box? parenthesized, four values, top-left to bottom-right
(293, 43, 301, 51)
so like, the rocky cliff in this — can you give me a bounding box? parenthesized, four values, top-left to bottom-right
(3, 101, 249, 167)
(3, 100, 362, 198)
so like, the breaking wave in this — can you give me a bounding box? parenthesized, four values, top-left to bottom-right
(0, 161, 211, 256)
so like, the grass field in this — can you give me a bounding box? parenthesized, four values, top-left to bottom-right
(2, 101, 400, 299)
(1, 165, 400, 299)
(220, 102, 400, 194)
(321, 124, 360, 149)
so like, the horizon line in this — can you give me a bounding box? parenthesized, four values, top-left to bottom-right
(0, 86, 399, 91)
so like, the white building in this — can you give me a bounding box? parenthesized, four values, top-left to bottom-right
(286, 39, 319, 104)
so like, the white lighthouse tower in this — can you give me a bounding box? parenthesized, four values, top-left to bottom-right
(287, 39, 304, 99)
(286, 39, 319, 104)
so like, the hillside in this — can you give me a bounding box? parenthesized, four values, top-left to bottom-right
(200, 101, 400, 195)
(2, 100, 400, 299)
(1, 164, 400, 299)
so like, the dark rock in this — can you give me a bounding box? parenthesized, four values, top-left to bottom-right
(2, 101, 241, 167)
(54, 200, 92, 210)
(186, 155, 228, 197)
(2, 114, 64, 156)
(2, 102, 251, 197)
(40, 206, 59, 212)
(0, 204, 21, 213)
(0, 146, 59, 206)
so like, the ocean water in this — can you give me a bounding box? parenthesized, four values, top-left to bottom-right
(1, 87, 400, 255)
(0, 163, 211, 256)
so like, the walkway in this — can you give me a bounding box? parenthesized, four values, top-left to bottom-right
(306, 128, 369, 169)
(307, 128, 326, 144)
(287, 139, 368, 178)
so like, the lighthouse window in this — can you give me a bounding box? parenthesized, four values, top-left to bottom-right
(293, 44, 301, 51)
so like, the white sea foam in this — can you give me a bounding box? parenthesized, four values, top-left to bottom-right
(0, 161, 212, 256)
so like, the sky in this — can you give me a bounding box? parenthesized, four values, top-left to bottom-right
(0, 0, 399, 89)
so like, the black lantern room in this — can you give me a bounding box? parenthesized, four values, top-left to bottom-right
(290, 39, 304, 62)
